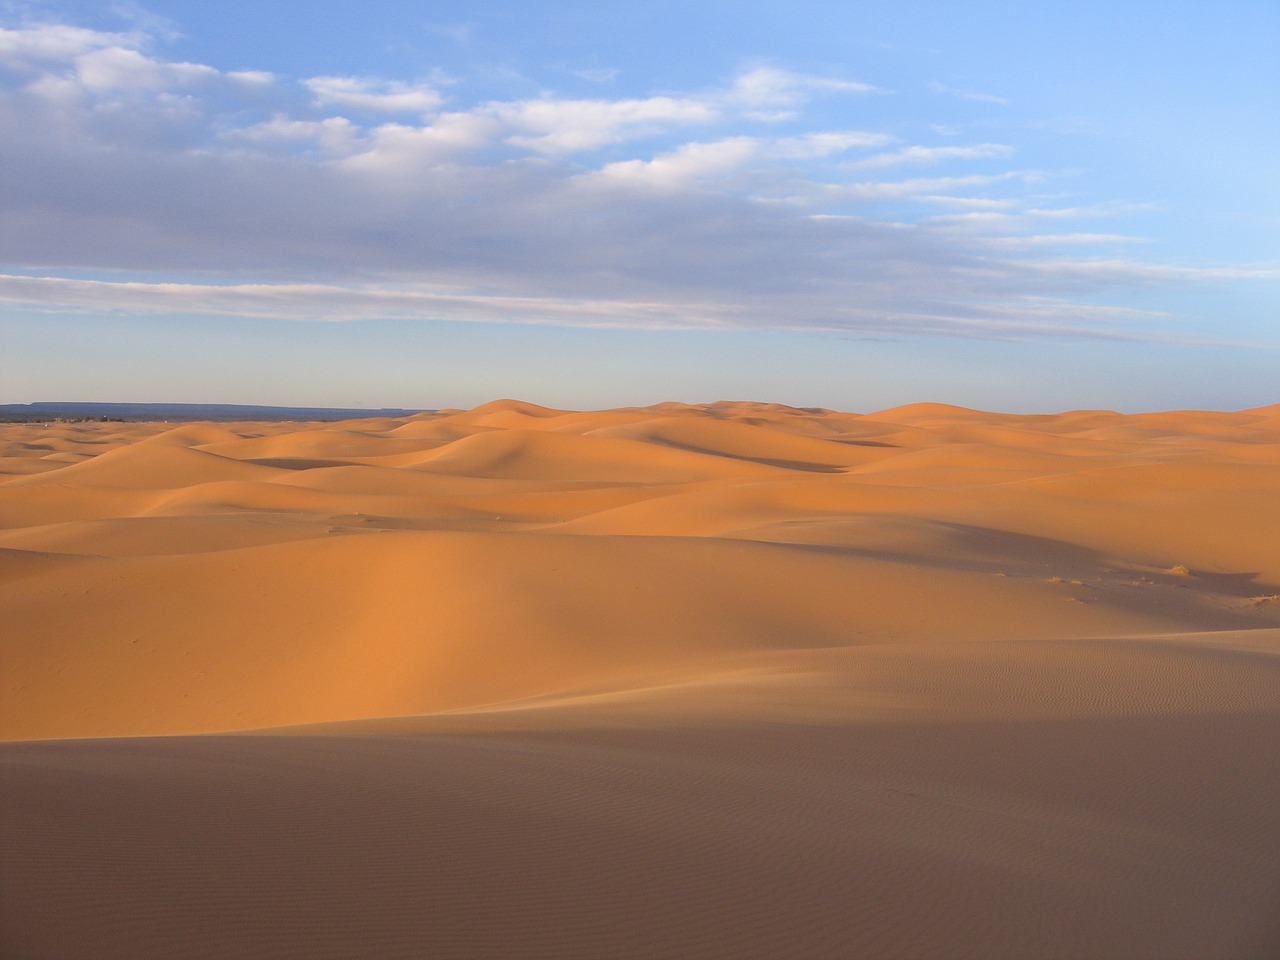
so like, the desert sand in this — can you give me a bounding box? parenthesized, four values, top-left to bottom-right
(2, 399, 1279, 958)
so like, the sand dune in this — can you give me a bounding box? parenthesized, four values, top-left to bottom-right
(3, 400, 1280, 958)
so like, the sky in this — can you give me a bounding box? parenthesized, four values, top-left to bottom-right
(0, 0, 1277, 412)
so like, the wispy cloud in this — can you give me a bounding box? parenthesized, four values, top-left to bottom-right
(425, 21, 473, 48)
(929, 81, 1010, 106)
(923, 202, 1167, 241)
(0, 22, 136, 64)
(0, 272, 1214, 343)
(491, 94, 718, 152)
(981, 233, 1146, 248)
(728, 65, 880, 121)
(227, 114, 360, 155)
(828, 172, 1026, 201)
(594, 131, 890, 189)
(1024, 260, 1280, 284)
(916, 195, 1019, 209)
(0, 274, 730, 328)
(226, 69, 275, 87)
(571, 67, 618, 83)
(847, 143, 1014, 170)
(304, 76, 443, 114)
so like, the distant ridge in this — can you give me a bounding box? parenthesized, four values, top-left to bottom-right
(0, 402, 427, 422)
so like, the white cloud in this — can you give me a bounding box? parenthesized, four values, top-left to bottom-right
(923, 211, 1027, 231)
(74, 45, 216, 93)
(227, 69, 275, 87)
(1025, 260, 1280, 283)
(229, 114, 360, 155)
(595, 137, 761, 188)
(488, 69, 878, 153)
(728, 66, 878, 120)
(923, 201, 1167, 240)
(830, 173, 1023, 201)
(848, 143, 1013, 170)
(981, 233, 1146, 248)
(338, 113, 503, 173)
(0, 23, 217, 94)
(1023, 201, 1163, 220)
(493, 95, 717, 153)
(595, 131, 890, 190)
(916, 195, 1018, 209)
(772, 131, 892, 158)
(304, 75, 443, 114)
(22, 71, 84, 104)
(0, 23, 133, 66)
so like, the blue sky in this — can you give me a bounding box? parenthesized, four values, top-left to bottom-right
(1, 0, 1276, 411)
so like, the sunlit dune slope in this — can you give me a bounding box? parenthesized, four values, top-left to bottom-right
(2, 398, 1280, 740)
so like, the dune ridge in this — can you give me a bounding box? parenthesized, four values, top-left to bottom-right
(3, 399, 1279, 958)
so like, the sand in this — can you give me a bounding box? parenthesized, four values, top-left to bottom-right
(2, 399, 1279, 958)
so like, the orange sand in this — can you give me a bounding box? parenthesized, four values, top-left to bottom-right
(2, 400, 1279, 958)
